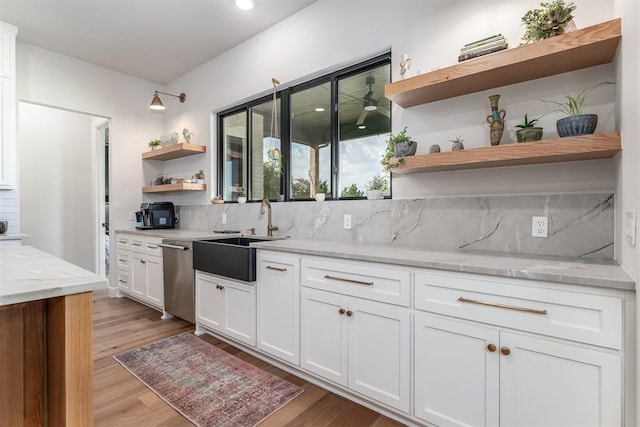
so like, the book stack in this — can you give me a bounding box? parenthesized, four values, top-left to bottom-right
(458, 34, 508, 62)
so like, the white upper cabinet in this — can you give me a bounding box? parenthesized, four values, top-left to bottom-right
(0, 22, 16, 190)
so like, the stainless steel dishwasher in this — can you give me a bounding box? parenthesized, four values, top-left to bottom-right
(159, 239, 195, 323)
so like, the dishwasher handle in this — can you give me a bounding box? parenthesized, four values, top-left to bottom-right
(158, 243, 190, 251)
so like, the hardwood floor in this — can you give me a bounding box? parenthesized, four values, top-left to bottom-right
(92, 290, 405, 426)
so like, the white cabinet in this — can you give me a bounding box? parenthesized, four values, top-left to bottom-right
(195, 270, 256, 346)
(115, 232, 164, 310)
(0, 22, 16, 190)
(414, 270, 625, 427)
(301, 287, 411, 413)
(256, 251, 300, 365)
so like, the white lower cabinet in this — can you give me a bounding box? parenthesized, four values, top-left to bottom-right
(256, 251, 300, 365)
(115, 233, 163, 310)
(301, 287, 411, 413)
(195, 270, 256, 346)
(415, 308, 623, 426)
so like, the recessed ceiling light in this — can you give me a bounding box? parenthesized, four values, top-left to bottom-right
(315, 107, 325, 112)
(358, 125, 366, 129)
(235, 0, 254, 10)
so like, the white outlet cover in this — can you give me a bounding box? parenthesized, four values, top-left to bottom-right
(531, 216, 548, 238)
(626, 210, 636, 246)
(343, 214, 352, 230)
(222, 213, 227, 224)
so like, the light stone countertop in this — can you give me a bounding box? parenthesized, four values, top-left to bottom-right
(0, 245, 108, 306)
(114, 228, 235, 240)
(251, 239, 636, 291)
(0, 233, 29, 241)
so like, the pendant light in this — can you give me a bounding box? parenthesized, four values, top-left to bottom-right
(149, 91, 186, 111)
(235, 0, 254, 10)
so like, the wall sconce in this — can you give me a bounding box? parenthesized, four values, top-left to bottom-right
(149, 91, 186, 111)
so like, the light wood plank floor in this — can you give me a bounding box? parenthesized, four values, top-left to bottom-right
(92, 290, 406, 426)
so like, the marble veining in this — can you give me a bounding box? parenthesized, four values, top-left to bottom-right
(177, 193, 615, 259)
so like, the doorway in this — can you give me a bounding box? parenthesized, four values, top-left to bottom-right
(18, 102, 110, 275)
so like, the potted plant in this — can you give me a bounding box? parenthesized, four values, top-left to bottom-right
(236, 187, 247, 203)
(148, 139, 162, 150)
(381, 127, 417, 171)
(541, 82, 613, 137)
(521, 0, 577, 44)
(515, 114, 544, 142)
(315, 180, 329, 201)
(365, 175, 388, 200)
(449, 136, 465, 151)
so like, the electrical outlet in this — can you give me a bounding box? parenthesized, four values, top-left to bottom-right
(129, 211, 136, 221)
(222, 213, 227, 225)
(343, 214, 352, 230)
(531, 216, 548, 238)
(626, 210, 636, 246)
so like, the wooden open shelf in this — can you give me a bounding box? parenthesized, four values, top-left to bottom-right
(390, 132, 621, 174)
(141, 143, 206, 161)
(385, 18, 621, 107)
(141, 183, 207, 193)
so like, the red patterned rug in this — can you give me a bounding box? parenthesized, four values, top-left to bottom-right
(114, 333, 303, 427)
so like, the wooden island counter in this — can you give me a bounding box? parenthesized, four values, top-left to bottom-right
(0, 246, 107, 426)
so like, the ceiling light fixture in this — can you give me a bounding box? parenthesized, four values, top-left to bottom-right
(149, 91, 186, 111)
(358, 125, 366, 129)
(235, 0, 254, 10)
(315, 107, 325, 112)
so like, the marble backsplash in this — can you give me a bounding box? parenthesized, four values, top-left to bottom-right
(176, 193, 614, 259)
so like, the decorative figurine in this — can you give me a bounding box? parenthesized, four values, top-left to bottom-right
(486, 94, 506, 146)
(182, 128, 194, 144)
(429, 144, 441, 153)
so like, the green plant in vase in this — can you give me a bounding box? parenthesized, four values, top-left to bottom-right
(515, 113, 544, 142)
(365, 175, 388, 200)
(381, 127, 416, 171)
(521, 0, 577, 44)
(148, 139, 162, 150)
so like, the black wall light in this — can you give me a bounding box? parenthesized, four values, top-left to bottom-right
(149, 91, 186, 110)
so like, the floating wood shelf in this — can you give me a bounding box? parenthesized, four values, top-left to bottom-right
(390, 132, 621, 174)
(141, 183, 207, 193)
(142, 143, 206, 161)
(385, 18, 621, 107)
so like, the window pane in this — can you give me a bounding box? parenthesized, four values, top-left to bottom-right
(222, 112, 247, 201)
(338, 65, 391, 198)
(250, 97, 281, 201)
(290, 83, 331, 200)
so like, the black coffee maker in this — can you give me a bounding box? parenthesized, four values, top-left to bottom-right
(135, 202, 176, 229)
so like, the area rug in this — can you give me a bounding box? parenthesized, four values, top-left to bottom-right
(113, 333, 304, 427)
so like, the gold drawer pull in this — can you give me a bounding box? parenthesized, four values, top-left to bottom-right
(324, 275, 373, 286)
(487, 343, 497, 352)
(118, 258, 127, 262)
(118, 279, 127, 284)
(458, 297, 547, 315)
(266, 266, 287, 272)
(132, 242, 142, 247)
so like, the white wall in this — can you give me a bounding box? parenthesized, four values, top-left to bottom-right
(18, 102, 98, 271)
(16, 43, 164, 240)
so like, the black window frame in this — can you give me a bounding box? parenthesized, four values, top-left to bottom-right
(217, 51, 391, 202)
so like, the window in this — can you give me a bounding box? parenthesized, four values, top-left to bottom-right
(218, 53, 391, 202)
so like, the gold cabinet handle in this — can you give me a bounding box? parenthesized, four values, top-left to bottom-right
(487, 343, 497, 352)
(346, 310, 353, 317)
(457, 297, 547, 315)
(324, 275, 373, 286)
(339, 308, 346, 315)
(118, 279, 127, 284)
(266, 265, 287, 272)
(132, 242, 142, 247)
(118, 258, 127, 262)
(501, 346, 511, 356)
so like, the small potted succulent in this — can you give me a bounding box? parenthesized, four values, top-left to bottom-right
(381, 127, 417, 171)
(236, 187, 247, 203)
(521, 0, 577, 44)
(148, 139, 162, 150)
(515, 114, 544, 142)
(449, 136, 465, 151)
(315, 180, 329, 201)
(365, 175, 388, 200)
(541, 82, 613, 137)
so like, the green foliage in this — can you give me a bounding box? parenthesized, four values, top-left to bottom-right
(366, 175, 388, 191)
(448, 135, 465, 144)
(340, 183, 364, 198)
(521, 0, 576, 44)
(541, 82, 613, 117)
(381, 127, 415, 171)
(148, 139, 161, 148)
(515, 114, 539, 129)
(292, 177, 311, 199)
(315, 179, 330, 195)
(262, 162, 281, 200)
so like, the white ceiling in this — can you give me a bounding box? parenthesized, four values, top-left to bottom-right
(0, 0, 317, 84)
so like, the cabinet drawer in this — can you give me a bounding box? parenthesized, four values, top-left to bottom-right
(116, 234, 131, 249)
(302, 256, 410, 306)
(116, 250, 131, 271)
(117, 269, 130, 290)
(130, 237, 145, 252)
(415, 271, 623, 349)
(144, 237, 163, 256)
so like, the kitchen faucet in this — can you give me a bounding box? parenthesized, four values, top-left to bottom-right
(260, 197, 279, 237)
